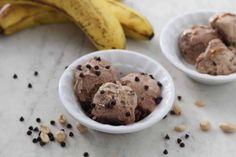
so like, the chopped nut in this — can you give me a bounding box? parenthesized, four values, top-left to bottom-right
(171, 104, 182, 115)
(195, 99, 205, 107)
(200, 120, 211, 131)
(174, 124, 186, 132)
(76, 123, 88, 134)
(40, 132, 49, 143)
(59, 114, 67, 124)
(39, 124, 50, 134)
(219, 122, 236, 133)
(55, 130, 66, 142)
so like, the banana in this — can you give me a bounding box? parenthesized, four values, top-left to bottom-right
(0, 0, 126, 50)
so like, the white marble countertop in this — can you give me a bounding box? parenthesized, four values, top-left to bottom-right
(0, 0, 236, 157)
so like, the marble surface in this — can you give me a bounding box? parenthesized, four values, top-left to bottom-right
(0, 0, 236, 156)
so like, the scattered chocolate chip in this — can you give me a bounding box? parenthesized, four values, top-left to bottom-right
(149, 74, 154, 79)
(77, 65, 82, 70)
(83, 152, 89, 157)
(36, 118, 41, 123)
(162, 115, 168, 119)
(177, 96, 182, 101)
(94, 56, 101, 61)
(67, 123, 72, 129)
(157, 81, 163, 88)
(28, 83, 32, 88)
(140, 72, 146, 75)
(110, 99, 116, 106)
(27, 130, 32, 136)
(163, 149, 168, 155)
(135, 77, 140, 82)
(185, 134, 189, 139)
(69, 132, 74, 137)
(170, 110, 176, 115)
(105, 65, 110, 69)
(86, 64, 92, 69)
(28, 126, 33, 130)
(125, 112, 131, 117)
(94, 65, 99, 70)
(40, 141, 45, 147)
(179, 142, 185, 148)
(155, 96, 163, 105)
(32, 138, 38, 143)
(177, 138, 182, 144)
(100, 90, 105, 94)
(48, 132, 55, 141)
(34, 71, 38, 76)
(95, 71, 101, 76)
(61, 129, 65, 131)
(50, 120, 56, 125)
(60, 142, 66, 147)
(144, 85, 149, 91)
(13, 74, 18, 79)
(164, 134, 170, 140)
(19, 116, 24, 122)
(79, 73, 85, 78)
(33, 127, 39, 132)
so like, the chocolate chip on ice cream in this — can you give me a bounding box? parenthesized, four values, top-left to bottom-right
(91, 82, 137, 125)
(179, 25, 219, 64)
(196, 39, 236, 75)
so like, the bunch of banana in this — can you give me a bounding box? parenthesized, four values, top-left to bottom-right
(0, 0, 154, 50)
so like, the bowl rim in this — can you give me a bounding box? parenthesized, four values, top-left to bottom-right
(58, 49, 175, 134)
(160, 10, 236, 83)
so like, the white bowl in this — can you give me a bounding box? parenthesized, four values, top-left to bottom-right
(160, 11, 236, 84)
(58, 50, 175, 134)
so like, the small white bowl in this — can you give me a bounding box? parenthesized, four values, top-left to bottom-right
(160, 11, 236, 84)
(59, 50, 175, 134)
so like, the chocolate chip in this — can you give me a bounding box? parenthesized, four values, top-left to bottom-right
(162, 115, 168, 119)
(164, 134, 170, 140)
(69, 132, 74, 137)
(120, 100, 125, 104)
(65, 66, 68, 69)
(36, 118, 41, 123)
(213, 62, 217, 66)
(179, 142, 185, 148)
(67, 123, 72, 129)
(110, 100, 116, 106)
(86, 64, 92, 69)
(34, 71, 38, 76)
(170, 110, 175, 115)
(83, 152, 89, 157)
(155, 96, 163, 105)
(105, 100, 116, 109)
(135, 77, 140, 82)
(33, 127, 39, 132)
(61, 129, 65, 131)
(185, 134, 189, 139)
(48, 132, 55, 141)
(163, 149, 168, 155)
(149, 74, 154, 79)
(140, 72, 146, 75)
(157, 81, 163, 88)
(177, 138, 182, 144)
(28, 126, 33, 130)
(19, 116, 24, 122)
(77, 65, 82, 70)
(125, 112, 131, 117)
(105, 65, 110, 69)
(79, 73, 85, 78)
(177, 96, 182, 101)
(94, 56, 101, 61)
(95, 71, 101, 76)
(27, 130, 32, 136)
(40, 141, 45, 147)
(32, 138, 38, 143)
(60, 142, 66, 147)
(13, 74, 18, 79)
(100, 90, 105, 94)
(94, 65, 99, 70)
(28, 83, 32, 88)
(50, 120, 56, 125)
(144, 85, 149, 91)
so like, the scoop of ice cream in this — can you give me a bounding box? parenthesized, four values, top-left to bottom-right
(120, 73, 162, 121)
(210, 12, 236, 45)
(91, 82, 137, 125)
(196, 39, 236, 75)
(74, 56, 117, 105)
(179, 25, 219, 64)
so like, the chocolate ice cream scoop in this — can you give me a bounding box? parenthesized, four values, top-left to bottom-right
(74, 57, 117, 106)
(179, 25, 219, 64)
(196, 39, 236, 75)
(91, 82, 137, 125)
(210, 12, 236, 45)
(120, 73, 162, 121)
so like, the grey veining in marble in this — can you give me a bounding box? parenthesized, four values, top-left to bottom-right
(0, 0, 236, 157)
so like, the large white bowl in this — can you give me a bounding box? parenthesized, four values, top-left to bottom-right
(160, 11, 236, 84)
(59, 50, 175, 134)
